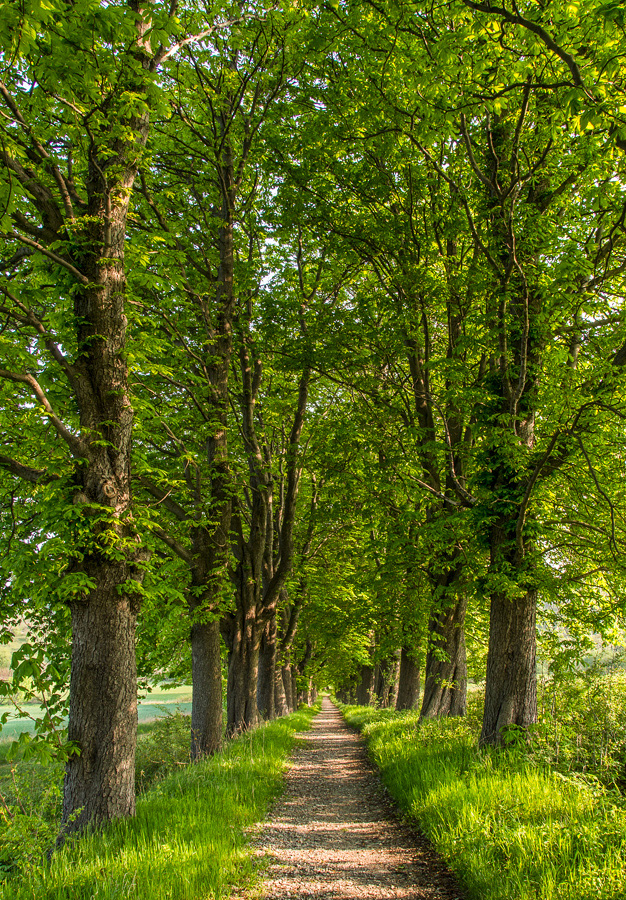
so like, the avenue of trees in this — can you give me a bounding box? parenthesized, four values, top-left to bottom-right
(0, 0, 625, 837)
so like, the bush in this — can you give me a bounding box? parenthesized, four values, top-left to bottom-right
(0, 759, 63, 878)
(135, 710, 192, 792)
(532, 668, 626, 786)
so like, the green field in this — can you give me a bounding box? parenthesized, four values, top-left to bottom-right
(0, 685, 193, 741)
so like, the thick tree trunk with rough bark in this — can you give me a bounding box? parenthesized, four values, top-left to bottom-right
(258, 617, 277, 720)
(60, 42, 153, 827)
(64, 587, 138, 831)
(480, 588, 537, 744)
(356, 665, 374, 706)
(189, 617, 223, 758)
(480, 522, 538, 744)
(420, 592, 468, 720)
(396, 647, 421, 711)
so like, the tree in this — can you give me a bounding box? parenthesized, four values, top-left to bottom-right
(0, 0, 237, 830)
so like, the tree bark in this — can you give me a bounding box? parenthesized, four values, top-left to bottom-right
(374, 655, 397, 708)
(420, 593, 468, 719)
(355, 664, 374, 706)
(480, 520, 538, 745)
(396, 647, 421, 711)
(480, 588, 537, 745)
(274, 662, 289, 716)
(60, 18, 154, 829)
(63, 588, 137, 831)
(190, 618, 223, 758)
(225, 595, 261, 735)
(258, 616, 277, 720)
(291, 668, 299, 709)
(188, 141, 235, 753)
(282, 663, 294, 712)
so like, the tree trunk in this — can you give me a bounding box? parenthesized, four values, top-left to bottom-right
(420, 593, 468, 719)
(258, 617, 277, 720)
(396, 647, 421, 711)
(63, 588, 137, 832)
(274, 662, 289, 716)
(355, 664, 374, 706)
(291, 668, 298, 709)
(226, 645, 260, 734)
(187, 522, 229, 758)
(481, 523, 538, 745)
(374, 657, 394, 708)
(188, 152, 234, 754)
(225, 596, 260, 735)
(480, 587, 537, 745)
(387, 650, 401, 709)
(282, 664, 294, 712)
(61, 61, 152, 830)
(190, 618, 223, 758)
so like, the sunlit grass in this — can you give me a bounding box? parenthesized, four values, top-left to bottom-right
(341, 704, 626, 900)
(1, 705, 318, 899)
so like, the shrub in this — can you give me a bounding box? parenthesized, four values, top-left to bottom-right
(135, 710, 192, 792)
(0, 759, 63, 878)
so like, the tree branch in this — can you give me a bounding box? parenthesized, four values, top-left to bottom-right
(0, 453, 58, 484)
(1, 232, 88, 284)
(0, 368, 88, 459)
(150, 524, 193, 565)
(461, 1, 586, 90)
(137, 474, 189, 521)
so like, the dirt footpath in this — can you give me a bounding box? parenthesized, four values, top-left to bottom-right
(250, 697, 465, 900)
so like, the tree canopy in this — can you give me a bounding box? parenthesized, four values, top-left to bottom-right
(1, 0, 625, 833)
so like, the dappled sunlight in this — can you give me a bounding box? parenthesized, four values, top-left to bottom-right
(252, 698, 463, 900)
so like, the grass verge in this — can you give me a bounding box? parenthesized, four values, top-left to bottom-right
(340, 703, 626, 900)
(2, 704, 317, 900)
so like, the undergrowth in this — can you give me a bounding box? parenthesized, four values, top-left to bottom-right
(0, 704, 317, 898)
(340, 673, 626, 900)
(135, 709, 195, 792)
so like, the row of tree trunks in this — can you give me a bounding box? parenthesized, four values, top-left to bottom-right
(225, 570, 262, 735)
(373, 652, 401, 708)
(355, 664, 375, 705)
(396, 647, 421, 711)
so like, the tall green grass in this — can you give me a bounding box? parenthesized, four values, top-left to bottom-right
(1, 705, 317, 900)
(341, 703, 626, 900)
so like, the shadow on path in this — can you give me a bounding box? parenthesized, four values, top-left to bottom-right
(250, 697, 465, 900)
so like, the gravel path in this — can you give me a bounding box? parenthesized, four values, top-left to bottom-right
(250, 697, 465, 900)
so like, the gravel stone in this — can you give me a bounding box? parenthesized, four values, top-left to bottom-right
(248, 697, 465, 900)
